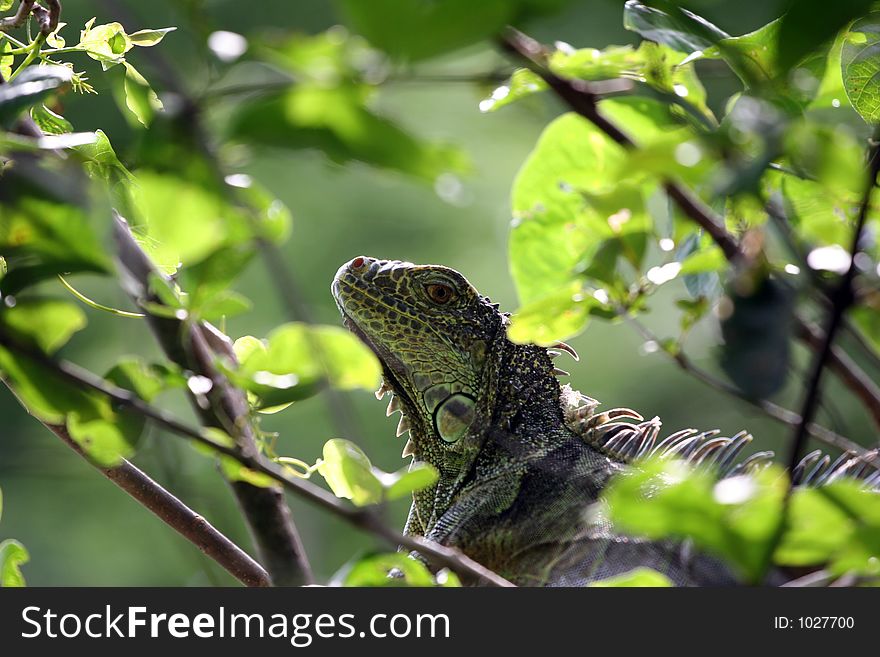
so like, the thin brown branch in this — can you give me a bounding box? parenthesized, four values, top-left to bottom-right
(0, 1, 37, 32)
(43, 421, 270, 587)
(499, 26, 880, 432)
(0, 0, 59, 35)
(0, 331, 513, 587)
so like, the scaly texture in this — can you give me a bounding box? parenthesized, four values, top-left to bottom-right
(332, 256, 878, 586)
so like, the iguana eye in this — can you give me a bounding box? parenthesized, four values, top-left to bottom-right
(426, 283, 454, 304)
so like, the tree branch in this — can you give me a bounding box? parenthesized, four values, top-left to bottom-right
(41, 420, 270, 587)
(499, 26, 880, 433)
(0, 331, 514, 587)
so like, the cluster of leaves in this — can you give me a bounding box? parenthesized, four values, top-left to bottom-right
(602, 458, 880, 585)
(497, 2, 880, 404)
(3, 0, 880, 588)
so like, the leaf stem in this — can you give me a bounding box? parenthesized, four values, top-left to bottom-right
(7, 32, 44, 81)
(58, 275, 145, 318)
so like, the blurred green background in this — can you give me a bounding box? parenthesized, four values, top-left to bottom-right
(3, 0, 874, 586)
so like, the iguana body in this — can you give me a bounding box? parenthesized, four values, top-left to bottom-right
(331, 257, 877, 586)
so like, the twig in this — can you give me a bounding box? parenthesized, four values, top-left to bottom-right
(499, 26, 880, 432)
(624, 316, 877, 465)
(43, 421, 270, 587)
(786, 134, 880, 473)
(0, 331, 514, 587)
(0, 1, 36, 32)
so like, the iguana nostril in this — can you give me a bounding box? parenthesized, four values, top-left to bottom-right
(351, 256, 365, 269)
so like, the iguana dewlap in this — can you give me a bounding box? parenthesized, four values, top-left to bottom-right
(332, 256, 877, 586)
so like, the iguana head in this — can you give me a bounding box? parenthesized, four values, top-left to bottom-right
(332, 256, 507, 466)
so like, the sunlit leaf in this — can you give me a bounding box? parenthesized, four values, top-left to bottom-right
(318, 439, 384, 506)
(233, 323, 381, 409)
(508, 281, 599, 345)
(842, 12, 880, 123)
(381, 462, 439, 501)
(0, 298, 87, 354)
(339, 0, 512, 61)
(510, 99, 674, 305)
(604, 459, 786, 582)
(334, 552, 438, 587)
(0, 193, 111, 295)
(30, 104, 73, 135)
(0, 539, 29, 587)
(0, 348, 139, 465)
(128, 27, 176, 47)
(589, 567, 674, 587)
(230, 85, 468, 181)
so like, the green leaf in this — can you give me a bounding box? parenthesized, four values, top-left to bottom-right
(128, 27, 176, 47)
(79, 19, 133, 66)
(338, 0, 512, 61)
(30, 104, 73, 135)
(0, 38, 13, 81)
(130, 171, 248, 267)
(0, 539, 29, 587)
(842, 12, 880, 123)
(0, 65, 72, 127)
(233, 323, 381, 409)
(0, 348, 139, 465)
(510, 99, 673, 305)
(0, 193, 112, 295)
(335, 552, 438, 587)
(382, 462, 439, 501)
(589, 567, 674, 587)
(0, 298, 87, 354)
(604, 459, 787, 582)
(0, 1, 15, 12)
(184, 245, 256, 311)
(195, 290, 252, 322)
(778, 480, 880, 576)
(66, 411, 143, 467)
(105, 358, 184, 402)
(776, 0, 874, 75)
(782, 176, 855, 248)
(115, 62, 162, 127)
(508, 281, 598, 345)
(230, 85, 468, 182)
(318, 439, 384, 506)
(623, 1, 730, 54)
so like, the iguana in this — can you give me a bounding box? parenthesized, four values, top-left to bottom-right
(331, 256, 879, 586)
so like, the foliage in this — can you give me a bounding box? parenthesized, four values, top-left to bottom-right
(1, 0, 880, 587)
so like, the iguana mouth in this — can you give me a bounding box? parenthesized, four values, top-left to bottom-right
(336, 305, 417, 421)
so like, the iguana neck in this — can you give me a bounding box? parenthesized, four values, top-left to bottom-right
(411, 331, 591, 531)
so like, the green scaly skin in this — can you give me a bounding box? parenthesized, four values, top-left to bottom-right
(332, 256, 739, 586)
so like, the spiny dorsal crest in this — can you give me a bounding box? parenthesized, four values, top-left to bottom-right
(560, 384, 880, 486)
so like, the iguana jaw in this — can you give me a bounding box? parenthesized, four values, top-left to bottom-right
(331, 256, 502, 465)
